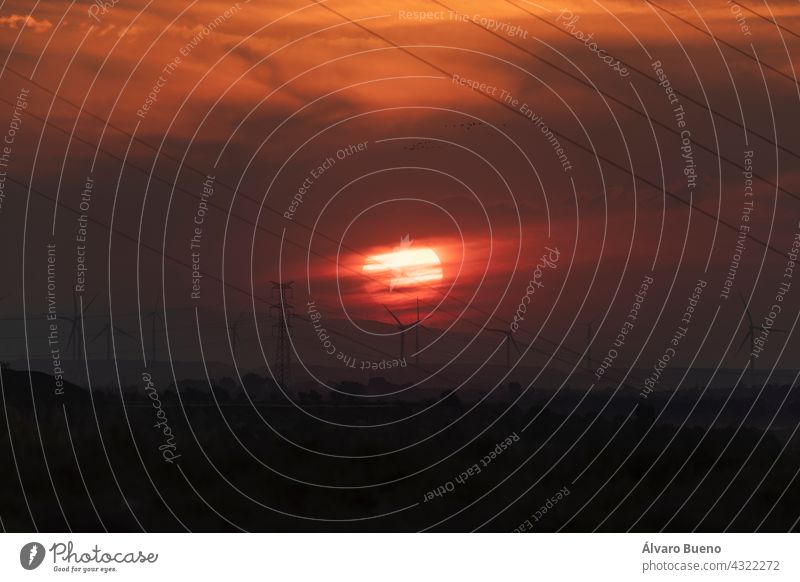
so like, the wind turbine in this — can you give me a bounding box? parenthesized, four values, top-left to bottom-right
(0, 298, 9, 372)
(145, 307, 163, 363)
(486, 327, 523, 370)
(383, 301, 431, 365)
(583, 320, 595, 370)
(738, 294, 788, 372)
(228, 312, 244, 358)
(59, 293, 97, 360)
(92, 322, 134, 361)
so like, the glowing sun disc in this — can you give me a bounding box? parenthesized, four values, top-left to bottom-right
(362, 247, 443, 291)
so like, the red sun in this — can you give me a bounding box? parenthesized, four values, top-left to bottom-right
(361, 235, 444, 293)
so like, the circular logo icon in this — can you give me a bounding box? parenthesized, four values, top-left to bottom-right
(20, 542, 46, 570)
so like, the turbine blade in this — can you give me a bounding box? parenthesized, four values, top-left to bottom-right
(114, 326, 135, 340)
(738, 293, 753, 327)
(485, 328, 508, 334)
(83, 293, 98, 314)
(65, 327, 75, 351)
(736, 332, 751, 353)
(383, 305, 403, 326)
(92, 326, 107, 341)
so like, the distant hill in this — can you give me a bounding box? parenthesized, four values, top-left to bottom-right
(1, 365, 88, 408)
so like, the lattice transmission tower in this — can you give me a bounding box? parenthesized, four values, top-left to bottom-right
(270, 281, 294, 387)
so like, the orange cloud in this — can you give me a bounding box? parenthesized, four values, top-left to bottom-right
(0, 14, 53, 33)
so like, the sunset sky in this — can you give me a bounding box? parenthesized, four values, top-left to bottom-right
(1, 0, 800, 376)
